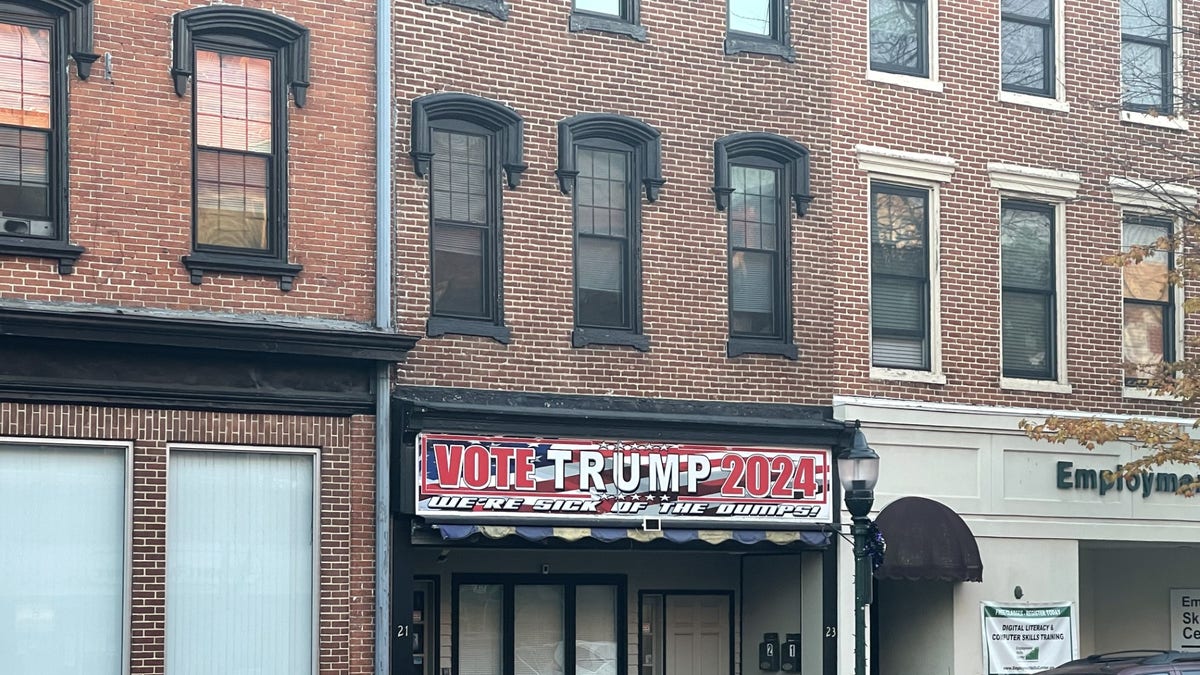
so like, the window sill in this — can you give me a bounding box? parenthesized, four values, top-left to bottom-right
(866, 69, 944, 93)
(1120, 109, 1188, 131)
(1122, 386, 1182, 401)
(182, 252, 303, 291)
(727, 338, 797, 360)
(870, 366, 946, 385)
(427, 316, 512, 344)
(724, 33, 795, 62)
(999, 90, 1069, 113)
(572, 327, 649, 352)
(425, 0, 508, 20)
(569, 12, 646, 41)
(0, 237, 84, 274)
(1000, 377, 1072, 394)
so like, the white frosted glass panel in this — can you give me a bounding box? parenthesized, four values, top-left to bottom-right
(460, 584, 503, 675)
(515, 585, 564, 675)
(0, 443, 125, 675)
(576, 586, 618, 675)
(167, 450, 314, 675)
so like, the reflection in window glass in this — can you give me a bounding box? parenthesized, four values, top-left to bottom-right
(870, 0, 926, 75)
(870, 183, 929, 369)
(576, 147, 630, 329)
(0, 22, 52, 237)
(431, 129, 490, 318)
(514, 586, 564, 675)
(729, 165, 781, 338)
(1000, 0, 1052, 95)
(575, 0, 621, 17)
(1123, 216, 1173, 383)
(1120, 0, 1172, 112)
(1001, 202, 1055, 380)
(728, 0, 772, 36)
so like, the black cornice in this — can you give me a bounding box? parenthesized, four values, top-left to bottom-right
(7, 0, 99, 79)
(0, 306, 419, 362)
(410, 92, 528, 189)
(557, 113, 665, 202)
(713, 131, 812, 215)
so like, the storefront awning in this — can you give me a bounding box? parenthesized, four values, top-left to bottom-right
(435, 524, 830, 547)
(873, 496, 983, 582)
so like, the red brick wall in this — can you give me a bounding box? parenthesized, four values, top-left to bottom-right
(0, 0, 378, 322)
(393, 0, 1198, 417)
(0, 403, 376, 675)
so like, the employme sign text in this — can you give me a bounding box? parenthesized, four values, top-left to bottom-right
(414, 433, 833, 527)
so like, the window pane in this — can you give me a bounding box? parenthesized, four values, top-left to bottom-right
(514, 586, 564, 675)
(0, 444, 125, 675)
(871, 188, 926, 278)
(459, 585, 503, 675)
(1002, 0, 1050, 19)
(432, 130, 489, 225)
(578, 236, 625, 328)
(432, 222, 486, 317)
(0, 126, 50, 228)
(195, 50, 272, 153)
(731, 250, 777, 337)
(1001, 205, 1053, 291)
(1121, 42, 1167, 109)
(1123, 220, 1170, 302)
(576, 0, 621, 16)
(1001, 21, 1048, 92)
(167, 451, 314, 675)
(1124, 303, 1165, 380)
(0, 23, 51, 130)
(870, 0, 924, 72)
(576, 586, 619, 675)
(873, 336, 926, 369)
(1121, 0, 1170, 39)
(1003, 291, 1052, 377)
(577, 148, 628, 238)
(729, 0, 772, 36)
(195, 149, 270, 250)
(872, 278, 924, 334)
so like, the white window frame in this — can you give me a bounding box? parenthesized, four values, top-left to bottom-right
(997, 0, 1069, 112)
(165, 443, 321, 675)
(1109, 176, 1196, 399)
(858, 145, 955, 385)
(866, 0, 942, 92)
(1119, 0, 1187, 129)
(988, 163, 1079, 393)
(0, 436, 133, 675)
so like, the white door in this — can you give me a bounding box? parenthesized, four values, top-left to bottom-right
(665, 595, 730, 675)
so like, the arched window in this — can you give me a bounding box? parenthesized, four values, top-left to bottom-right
(411, 92, 526, 343)
(713, 132, 811, 358)
(557, 113, 664, 351)
(172, 5, 310, 290)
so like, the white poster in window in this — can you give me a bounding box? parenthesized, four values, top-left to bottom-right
(981, 602, 1078, 674)
(1170, 589, 1200, 651)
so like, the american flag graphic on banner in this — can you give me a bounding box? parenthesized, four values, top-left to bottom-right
(415, 433, 833, 527)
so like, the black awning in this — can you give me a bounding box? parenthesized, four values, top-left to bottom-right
(874, 496, 983, 583)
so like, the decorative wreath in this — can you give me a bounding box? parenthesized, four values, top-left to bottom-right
(865, 521, 887, 571)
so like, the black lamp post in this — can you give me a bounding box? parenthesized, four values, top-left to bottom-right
(837, 426, 880, 675)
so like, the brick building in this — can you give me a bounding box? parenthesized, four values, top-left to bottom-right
(0, 2, 411, 675)
(389, 0, 1200, 674)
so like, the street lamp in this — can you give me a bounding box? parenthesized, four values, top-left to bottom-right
(838, 425, 880, 675)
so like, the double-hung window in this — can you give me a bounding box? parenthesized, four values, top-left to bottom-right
(713, 132, 811, 359)
(167, 446, 317, 675)
(1001, 0, 1054, 97)
(172, 6, 310, 290)
(870, 182, 931, 370)
(1000, 201, 1057, 380)
(558, 113, 664, 351)
(869, 0, 929, 77)
(725, 0, 793, 60)
(1122, 215, 1175, 385)
(570, 0, 646, 40)
(454, 576, 626, 675)
(411, 93, 526, 344)
(1120, 0, 1174, 114)
(0, 440, 128, 675)
(0, 1, 95, 273)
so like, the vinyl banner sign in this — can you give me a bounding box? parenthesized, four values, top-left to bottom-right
(415, 433, 833, 527)
(982, 602, 1078, 674)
